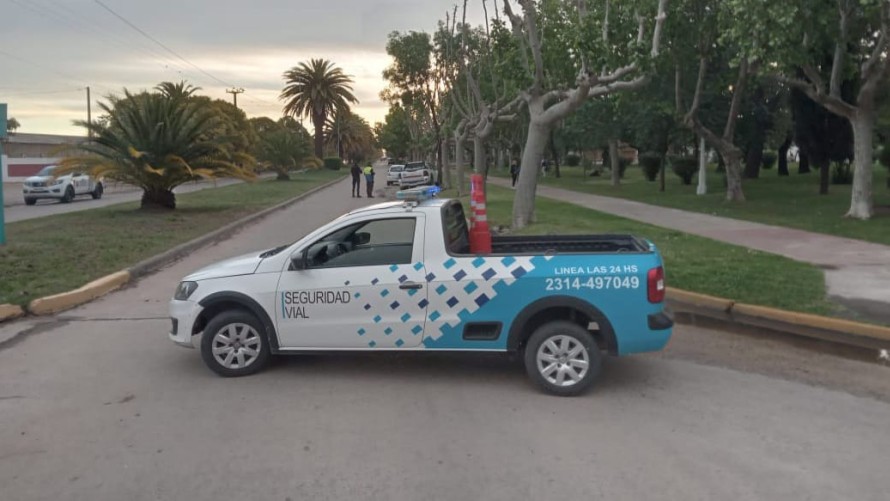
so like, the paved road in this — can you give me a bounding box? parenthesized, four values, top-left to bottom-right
(489, 178, 890, 324)
(2, 177, 268, 223)
(1, 178, 888, 500)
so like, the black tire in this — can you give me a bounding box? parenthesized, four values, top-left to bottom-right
(91, 183, 104, 199)
(200, 310, 271, 377)
(61, 186, 75, 203)
(24, 198, 37, 206)
(523, 321, 602, 396)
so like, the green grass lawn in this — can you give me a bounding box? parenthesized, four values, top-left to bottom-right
(0, 170, 344, 306)
(472, 185, 836, 317)
(493, 162, 890, 245)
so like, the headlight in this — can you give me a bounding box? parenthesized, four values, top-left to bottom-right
(174, 281, 198, 300)
(52, 179, 64, 185)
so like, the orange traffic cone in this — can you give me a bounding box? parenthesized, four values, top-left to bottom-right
(468, 174, 492, 254)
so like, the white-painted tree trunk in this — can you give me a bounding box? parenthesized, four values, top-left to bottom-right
(847, 111, 875, 219)
(696, 136, 707, 195)
(609, 139, 620, 186)
(512, 119, 550, 228)
(455, 130, 468, 197)
(443, 140, 453, 189)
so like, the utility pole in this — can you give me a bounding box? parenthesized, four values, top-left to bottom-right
(226, 87, 245, 109)
(86, 86, 92, 140)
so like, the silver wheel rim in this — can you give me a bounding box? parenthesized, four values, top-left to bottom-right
(536, 335, 589, 387)
(211, 323, 262, 370)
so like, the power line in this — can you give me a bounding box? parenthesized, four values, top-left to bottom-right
(10, 0, 208, 89)
(93, 0, 236, 88)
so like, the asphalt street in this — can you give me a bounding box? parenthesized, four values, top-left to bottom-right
(2, 177, 267, 223)
(1, 177, 888, 501)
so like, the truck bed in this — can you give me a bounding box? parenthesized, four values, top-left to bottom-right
(490, 234, 648, 255)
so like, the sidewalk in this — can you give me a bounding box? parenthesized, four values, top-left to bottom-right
(490, 178, 890, 324)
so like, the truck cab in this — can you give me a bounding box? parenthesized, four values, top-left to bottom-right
(169, 187, 672, 395)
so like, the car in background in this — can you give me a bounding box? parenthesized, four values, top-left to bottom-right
(398, 161, 434, 188)
(386, 164, 405, 186)
(22, 165, 104, 205)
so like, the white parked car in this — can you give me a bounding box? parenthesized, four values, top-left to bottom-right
(22, 165, 104, 205)
(386, 164, 405, 186)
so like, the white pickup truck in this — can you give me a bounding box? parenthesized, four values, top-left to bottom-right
(22, 165, 104, 205)
(168, 186, 672, 395)
(398, 161, 434, 188)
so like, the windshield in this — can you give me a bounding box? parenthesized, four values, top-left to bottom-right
(36, 165, 57, 176)
(389, 166, 404, 172)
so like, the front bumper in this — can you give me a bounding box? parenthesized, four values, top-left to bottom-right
(23, 187, 64, 200)
(168, 298, 203, 348)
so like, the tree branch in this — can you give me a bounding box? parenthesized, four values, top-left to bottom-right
(517, 0, 546, 93)
(778, 74, 857, 119)
(502, 0, 532, 78)
(830, 0, 851, 99)
(722, 58, 749, 141)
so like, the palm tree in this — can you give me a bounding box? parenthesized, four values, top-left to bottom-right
(60, 90, 255, 209)
(252, 119, 311, 180)
(155, 81, 201, 101)
(280, 59, 358, 158)
(325, 111, 375, 163)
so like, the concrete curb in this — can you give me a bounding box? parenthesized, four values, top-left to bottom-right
(28, 271, 130, 315)
(0, 304, 25, 322)
(666, 288, 890, 351)
(1, 175, 346, 321)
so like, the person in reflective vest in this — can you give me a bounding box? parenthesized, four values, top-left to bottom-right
(363, 164, 375, 198)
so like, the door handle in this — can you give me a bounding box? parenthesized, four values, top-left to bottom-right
(399, 282, 423, 290)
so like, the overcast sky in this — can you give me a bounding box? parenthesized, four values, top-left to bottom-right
(1, 0, 487, 135)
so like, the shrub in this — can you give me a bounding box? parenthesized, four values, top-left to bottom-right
(670, 156, 698, 185)
(606, 158, 629, 178)
(639, 152, 661, 182)
(323, 157, 344, 170)
(566, 154, 581, 167)
(831, 161, 853, 185)
(303, 156, 323, 170)
(761, 150, 777, 169)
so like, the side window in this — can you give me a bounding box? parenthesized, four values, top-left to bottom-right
(304, 218, 417, 269)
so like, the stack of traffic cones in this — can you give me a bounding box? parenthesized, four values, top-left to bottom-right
(468, 174, 492, 254)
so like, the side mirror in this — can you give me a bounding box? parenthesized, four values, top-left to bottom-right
(354, 232, 371, 246)
(290, 252, 308, 271)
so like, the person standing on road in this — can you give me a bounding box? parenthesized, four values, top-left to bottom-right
(510, 159, 520, 187)
(363, 163, 375, 198)
(350, 162, 362, 197)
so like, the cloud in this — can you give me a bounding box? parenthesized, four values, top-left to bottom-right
(1, 0, 489, 134)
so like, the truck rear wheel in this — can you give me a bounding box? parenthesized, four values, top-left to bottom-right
(24, 197, 37, 206)
(523, 321, 602, 396)
(200, 310, 271, 377)
(91, 183, 104, 199)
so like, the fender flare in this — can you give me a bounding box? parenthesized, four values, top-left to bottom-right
(199, 291, 280, 353)
(506, 295, 617, 354)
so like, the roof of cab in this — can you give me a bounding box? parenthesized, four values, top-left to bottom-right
(345, 197, 450, 216)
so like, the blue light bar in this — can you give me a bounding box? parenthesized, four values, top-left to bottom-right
(396, 185, 441, 202)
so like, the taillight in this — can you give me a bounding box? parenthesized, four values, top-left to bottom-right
(647, 266, 665, 303)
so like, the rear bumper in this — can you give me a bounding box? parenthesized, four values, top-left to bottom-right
(615, 309, 674, 355)
(647, 311, 674, 330)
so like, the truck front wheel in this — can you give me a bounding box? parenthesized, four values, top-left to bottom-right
(61, 186, 75, 203)
(523, 321, 602, 396)
(91, 183, 104, 199)
(200, 310, 271, 377)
